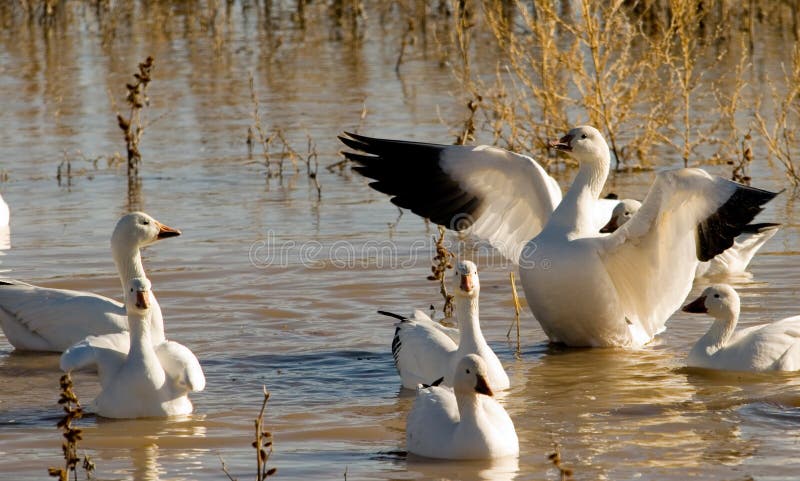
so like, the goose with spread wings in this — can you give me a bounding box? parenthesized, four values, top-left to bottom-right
(340, 126, 779, 347)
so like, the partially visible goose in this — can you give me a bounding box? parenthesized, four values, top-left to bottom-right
(380, 260, 509, 391)
(406, 354, 519, 460)
(600, 199, 780, 277)
(60, 276, 205, 418)
(0, 212, 180, 352)
(682, 285, 800, 372)
(343, 126, 778, 347)
(0, 193, 9, 228)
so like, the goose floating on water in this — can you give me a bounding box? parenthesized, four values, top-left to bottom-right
(600, 199, 780, 277)
(0, 193, 9, 228)
(342, 126, 779, 347)
(682, 284, 800, 372)
(0, 212, 180, 352)
(60, 276, 205, 418)
(406, 354, 519, 460)
(380, 260, 509, 391)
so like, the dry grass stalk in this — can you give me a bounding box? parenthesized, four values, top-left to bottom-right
(254, 387, 276, 480)
(548, 444, 574, 481)
(427, 225, 455, 319)
(505, 271, 522, 356)
(753, 42, 800, 186)
(221, 386, 276, 481)
(306, 134, 322, 199)
(247, 72, 278, 178)
(48, 374, 95, 481)
(117, 56, 154, 179)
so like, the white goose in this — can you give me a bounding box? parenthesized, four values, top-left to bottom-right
(343, 126, 778, 347)
(380, 260, 509, 391)
(600, 199, 780, 277)
(0, 193, 9, 228)
(0, 212, 180, 352)
(406, 354, 519, 460)
(682, 285, 800, 372)
(60, 276, 205, 418)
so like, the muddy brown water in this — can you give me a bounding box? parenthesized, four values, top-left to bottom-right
(0, 3, 799, 480)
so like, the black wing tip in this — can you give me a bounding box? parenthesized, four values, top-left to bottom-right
(421, 376, 445, 389)
(740, 222, 782, 233)
(378, 310, 408, 321)
(697, 183, 780, 261)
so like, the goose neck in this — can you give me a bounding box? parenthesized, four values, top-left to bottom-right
(699, 312, 738, 355)
(455, 295, 484, 350)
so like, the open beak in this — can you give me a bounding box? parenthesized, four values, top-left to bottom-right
(548, 134, 573, 152)
(460, 273, 474, 292)
(155, 221, 181, 240)
(135, 290, 150, 309)
(474, 374, 493, 397)
(682, 295, 707, 313)
(599, 217, 619, 234)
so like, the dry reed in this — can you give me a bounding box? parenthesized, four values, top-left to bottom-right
(427, 225, 455, 319)
(48, 374, 94, 481)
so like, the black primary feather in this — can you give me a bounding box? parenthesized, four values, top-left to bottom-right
(696, 184, 780, 262)
(339, 132, 484, 231)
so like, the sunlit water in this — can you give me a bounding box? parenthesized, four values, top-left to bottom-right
(0, 3, 799, 480)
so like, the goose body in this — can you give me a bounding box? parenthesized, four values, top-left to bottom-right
(682, 285, 800, 372)
(383, 261, 509, 391)
(344, 127, 778, 347)
(60, 277, 205, 418)
(0, 212, 180, 352)
(0, 193, 9, 228)
(406, 354, 518, 460)
(601, 199, 780, 277)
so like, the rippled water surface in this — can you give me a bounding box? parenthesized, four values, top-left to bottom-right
(0, 2, 799, 480)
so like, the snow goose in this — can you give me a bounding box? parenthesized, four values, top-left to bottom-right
(339, 132, 619, 262)
(380, 260, 509, 391)
(343, 126, 778, 347)
(406, 354, 519, 460)
(600, 199, 780, 277)
(0, 193, 9, 228)
(60, 276, 205, 418)
(0, 212, 180, 352)
(682, 284, 800, 372)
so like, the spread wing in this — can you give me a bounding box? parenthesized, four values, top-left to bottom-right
(596, 168, 779, 341)
(340, 132, 562, 263)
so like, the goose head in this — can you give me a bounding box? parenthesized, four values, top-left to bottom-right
(111, 212, 181, 253)
(682, 284, 740, 320)
(126, 276, 153, 312)
(600, 199, 642, 233)
(549, 125, 610, 164)
(454, 260, 480, 298)
(454, 354, 493, 397)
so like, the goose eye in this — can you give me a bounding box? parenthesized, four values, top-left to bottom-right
(142, 220, 150, 225)
(714, 294, 720, 298)
(581, 134, 587, 139)
(466, 369, 471, 374)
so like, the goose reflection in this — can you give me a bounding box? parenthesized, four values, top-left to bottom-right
(405, 454, 519, 481)
(514, 344, 752, 476)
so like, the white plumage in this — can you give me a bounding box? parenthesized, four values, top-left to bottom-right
(60, 276, 205, 418)
(682, 284, 800, 372)
(0, 212, 180, 352)
(600, 199, 780, 277)
(406, 354, 519, 460)
(344, 127, 778, 347)
(384, 260, 509, 391)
